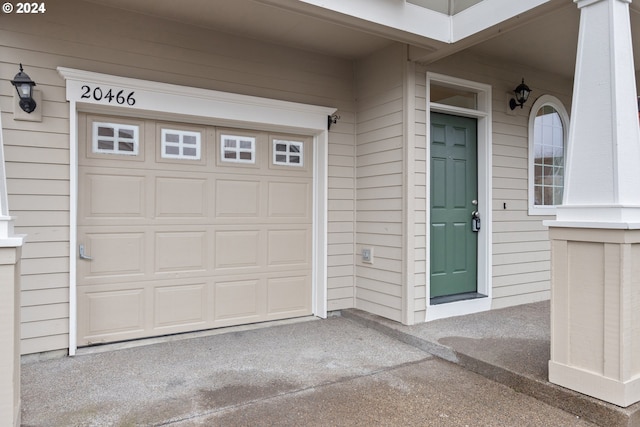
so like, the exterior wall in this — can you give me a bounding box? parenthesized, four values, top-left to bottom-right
(354, 44, 406, 322)
(413, 70, 428, 323)
(327, 114, 357, 313)
(0, 0, 356, 354)
(416, 51, 573, 313)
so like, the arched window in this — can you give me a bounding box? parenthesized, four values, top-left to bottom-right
(528, 95, 570, 215)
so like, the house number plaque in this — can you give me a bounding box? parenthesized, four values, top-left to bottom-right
(80, 85, 136, 106)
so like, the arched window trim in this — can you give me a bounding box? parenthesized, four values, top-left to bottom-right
(528, 94, 570, 216)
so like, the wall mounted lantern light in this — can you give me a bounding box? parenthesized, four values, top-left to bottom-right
(509, 78, 531, 110)
(11, 64, 37, 113)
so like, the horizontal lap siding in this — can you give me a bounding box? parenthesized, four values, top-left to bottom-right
(328, 120, 356, 311)
(1, 0, 356, 354)
(419, 52, 572, 310)
(491, 111, 553, 308)
(1, 73, 71, 353)
(355, 44, 405, 322)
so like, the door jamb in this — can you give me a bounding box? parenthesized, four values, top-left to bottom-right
(425, 72, 492, 321)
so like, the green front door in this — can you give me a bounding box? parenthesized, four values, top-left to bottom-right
(430, 112, 478, 299)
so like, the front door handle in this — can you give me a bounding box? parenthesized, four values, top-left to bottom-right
(79, 244, 93, 260)
(471, 210, 481, 232)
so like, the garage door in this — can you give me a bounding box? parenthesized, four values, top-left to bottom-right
(76, 113, 313, 346)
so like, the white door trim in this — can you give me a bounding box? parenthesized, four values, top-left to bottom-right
(58, 67, 334, 355)
(425, 72, 493, 321)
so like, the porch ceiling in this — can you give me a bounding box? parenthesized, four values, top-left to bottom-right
(467, 2, 580, 80)
(83, 0, 398, 59)
(85, 0, 640, 80)
(468, 4, 640, 81)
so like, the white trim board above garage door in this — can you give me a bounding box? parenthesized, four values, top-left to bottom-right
(58, 67, 335, 132)
(58, 67, 335, 355)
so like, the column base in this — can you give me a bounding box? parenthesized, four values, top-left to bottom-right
(548, 226, 640, 408)
(0, 245, 23, 427)
(550, 361, 640, 408)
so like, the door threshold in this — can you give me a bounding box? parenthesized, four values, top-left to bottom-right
(430, 292, 487, 306)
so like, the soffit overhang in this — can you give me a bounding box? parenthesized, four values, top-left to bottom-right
(83, 0, 640, 80)
(86, 0, 563, 60)
(259, 0, 553, 44)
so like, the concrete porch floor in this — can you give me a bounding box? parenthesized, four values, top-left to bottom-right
(20, 301, 640, 426)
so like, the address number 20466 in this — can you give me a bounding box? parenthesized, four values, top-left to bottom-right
(80, 85, 136, 106)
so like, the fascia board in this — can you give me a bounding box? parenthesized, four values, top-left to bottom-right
(452, 0, 552, 42)
(294, 0, 452, 42)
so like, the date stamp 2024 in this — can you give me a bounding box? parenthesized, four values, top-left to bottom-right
(2, 2, 47, 14)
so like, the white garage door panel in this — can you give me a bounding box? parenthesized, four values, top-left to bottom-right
(213, 278, 263, 322)
(155, 177, 208, 218)
(267, 229, 311, 267)
(77, 114, 313, 346)
(85, 173, 146, 218)
(81, 232, 146, 278)
(78, 286, 146, 342)
(214, 229, 262, 270)
(215, 179, 261, 218)
(267, 275, 311, 317)
(154, 283, 207, 328)
(154, 231, 207, 273)
(268, 181, 311, 218)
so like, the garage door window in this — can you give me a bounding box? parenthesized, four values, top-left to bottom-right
(273, 140, 303, 166)
(161, 129, 201, 160)
(220, 134, 255, 163)
(93, 122, 139, 155)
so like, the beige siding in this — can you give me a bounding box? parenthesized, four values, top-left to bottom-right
(355, 44, 406, 322)
(491, 107, 553, 308)
(1, 0, 356, 354)
(327, 117, 356, 311)
(416, 52, 572, 311)
(413, 70, 428, 323)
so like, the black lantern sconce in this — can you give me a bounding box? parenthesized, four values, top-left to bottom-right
(509, 78, 531, 110)
(11, 64, 37, 113)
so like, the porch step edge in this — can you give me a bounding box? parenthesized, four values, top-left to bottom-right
(340, 308, 640, 427)
(340, 309, 459, 363)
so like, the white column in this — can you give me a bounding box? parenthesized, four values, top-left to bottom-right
(547, 0, 640, 408)
(556, 0, 640, 225)
(0, 111, 15, 240)
(0, 95, 24, 245)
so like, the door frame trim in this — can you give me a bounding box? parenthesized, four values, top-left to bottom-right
(58, 67, 334, 355)
(425, 72, 493, 321)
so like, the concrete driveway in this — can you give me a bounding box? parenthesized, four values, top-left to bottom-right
(21, 313, 595, 426)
